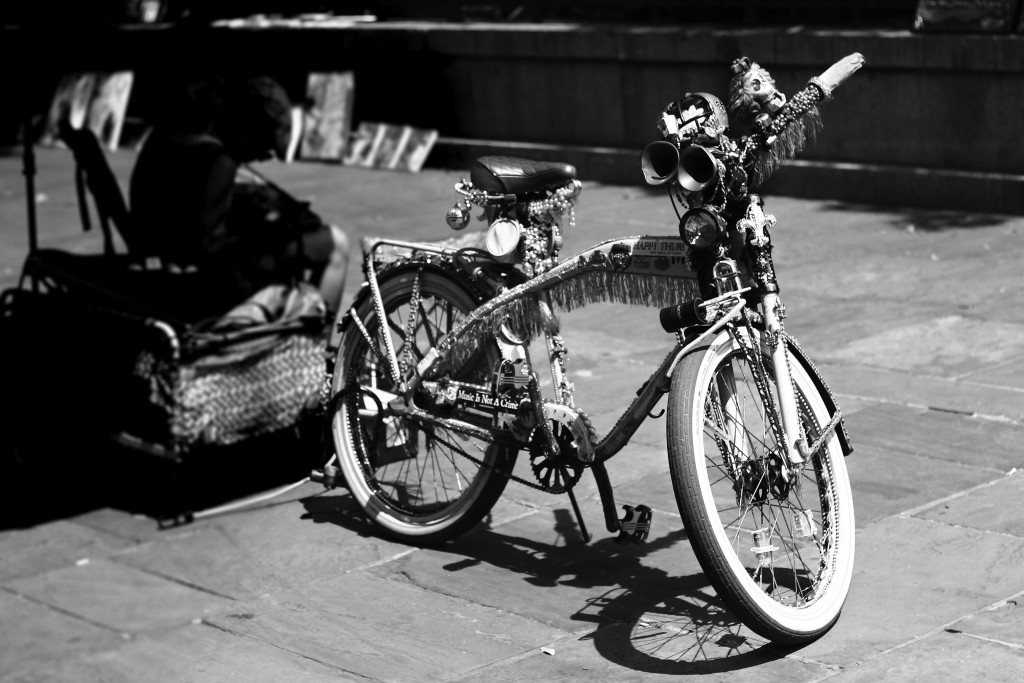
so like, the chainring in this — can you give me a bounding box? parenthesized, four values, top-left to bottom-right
(527, 402, 594, 494)
(529, 427, 583, 494)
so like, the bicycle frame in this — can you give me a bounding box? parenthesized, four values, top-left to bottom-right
(349, 217, 851, 472)
(349, 230, 812, 465)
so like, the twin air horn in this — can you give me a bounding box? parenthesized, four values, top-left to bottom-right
(640, 141, 720, 191)
(640, 91, 730, 191)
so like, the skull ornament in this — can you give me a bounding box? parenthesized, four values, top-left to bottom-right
(657, 92, 729, 142)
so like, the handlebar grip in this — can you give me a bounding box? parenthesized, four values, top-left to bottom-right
(660, 299, 708, 333)
(809, 52, 865, 100)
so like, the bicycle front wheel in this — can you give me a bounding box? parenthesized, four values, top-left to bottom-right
(668, 327, 855, 644)
(331, 266, 516, 546)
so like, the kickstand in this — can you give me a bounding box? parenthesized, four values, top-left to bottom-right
(591, 461, 621, 534)
(565, 485, 591, 543)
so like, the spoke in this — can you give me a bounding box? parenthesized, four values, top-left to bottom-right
(703, 417, 733, 443)
(707, 468, 734, 488)
(387, 313, 407, 340)
(419, 299, 440, 348)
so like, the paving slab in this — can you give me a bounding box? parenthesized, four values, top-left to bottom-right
(847, 403, 1024, 473)
(825, 363, 1024, 423)
(206, 570, 568, 682)
(796, 515, 1024, 666)
(0, 520, 135, 582)
(110, 524, 295, 602)
(0, 590, 126, 682)
(68, 508, 172, 544)
(2, 621, 351, 683)
(779, 293, 954, 359)
(777, 218, 1024, 316)
(4, 559, 234, 634)
(827, 629, 1024, 682)
(961, 357, 1024, 392)
(846, 443, 1001, 528)
(950, 596, 1024, 648)
(825, 315, 1024, 379)
(201, 491, 413, 582)
(915, 470, 1024, 538)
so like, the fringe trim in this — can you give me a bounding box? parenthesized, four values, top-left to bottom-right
(473, 271, 701, 345)
(752, 106, 821, 187)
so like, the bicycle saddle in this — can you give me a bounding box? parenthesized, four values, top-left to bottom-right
(471, 156, 577, 195)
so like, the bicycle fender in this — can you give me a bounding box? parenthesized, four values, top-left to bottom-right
(785, 333, 854, 457)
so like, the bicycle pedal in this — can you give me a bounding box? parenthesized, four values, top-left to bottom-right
(615, 504, 652, 545)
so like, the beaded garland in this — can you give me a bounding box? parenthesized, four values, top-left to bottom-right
(522, 182, 578, 273)
(448, 178, 580, 275)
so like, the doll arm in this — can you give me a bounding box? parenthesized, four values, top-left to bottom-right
(808, 53, 866, 101)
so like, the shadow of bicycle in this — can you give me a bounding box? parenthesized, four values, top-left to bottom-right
(300, 498, 802, 675)
(494, 510, 799, 674)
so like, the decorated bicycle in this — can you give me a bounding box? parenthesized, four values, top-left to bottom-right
(315, 53, 865, 644)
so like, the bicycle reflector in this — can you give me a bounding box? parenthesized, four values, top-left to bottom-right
(679, 207, 725, 248)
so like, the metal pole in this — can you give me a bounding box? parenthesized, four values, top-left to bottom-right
(22, 101, 38, 254)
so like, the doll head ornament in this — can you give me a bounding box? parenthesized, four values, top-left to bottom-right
(728, 57, 787, 132)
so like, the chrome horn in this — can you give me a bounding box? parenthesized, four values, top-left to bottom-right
(641, 141, 720, 192)
(640, 140, 680, 186)
(677, 145, 718, 192)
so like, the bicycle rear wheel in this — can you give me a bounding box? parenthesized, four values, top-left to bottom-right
(330, 266, 516, 545)
(668, 327, 855, 643)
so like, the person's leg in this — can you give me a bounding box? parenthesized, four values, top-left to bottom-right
(316, 224, 350, 312)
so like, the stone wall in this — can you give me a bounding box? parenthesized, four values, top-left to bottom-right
(5, 19, 1022, 213)
(337, 22, 1024, 213)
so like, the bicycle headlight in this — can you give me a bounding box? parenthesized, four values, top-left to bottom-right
(679, 207, 724, 248)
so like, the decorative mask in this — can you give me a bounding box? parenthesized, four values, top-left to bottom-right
(728, 57, 787, 132)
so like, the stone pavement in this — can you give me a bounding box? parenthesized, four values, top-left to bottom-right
(2, 147, 1024, 681)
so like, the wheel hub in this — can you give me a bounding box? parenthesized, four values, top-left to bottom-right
(736, 450, 793, 504)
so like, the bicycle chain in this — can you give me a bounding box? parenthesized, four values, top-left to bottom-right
(441, 407, 597, 494)
(442, 430, 557, 493)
